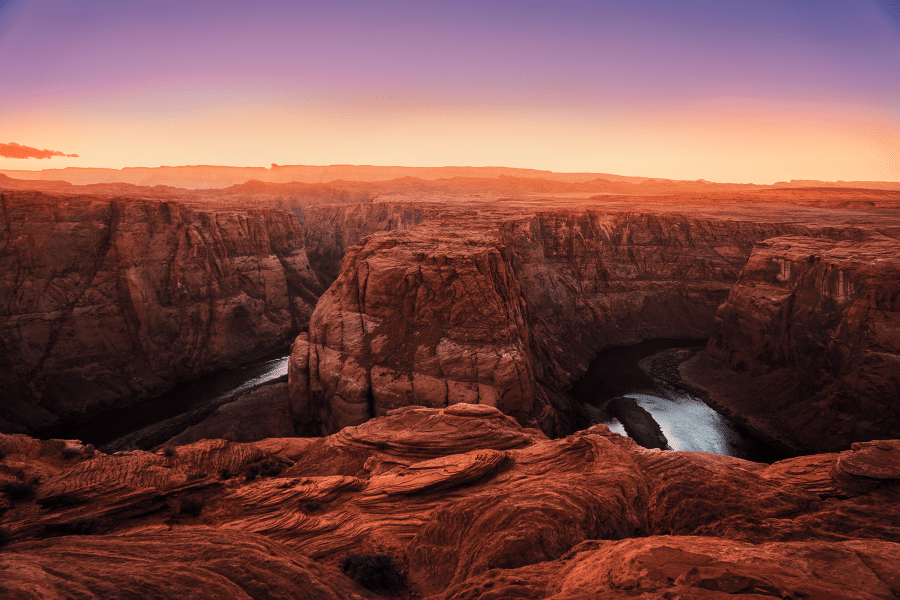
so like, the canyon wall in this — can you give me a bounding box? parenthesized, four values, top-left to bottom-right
(0, 190, 324, 435)
(685, 232, 900, 453)
(289, 210, 809, 437)
(298, 203, 432, 285)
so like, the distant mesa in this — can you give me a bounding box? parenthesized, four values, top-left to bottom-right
(1, 163, 898, 192)
(0, 142, 79, 160)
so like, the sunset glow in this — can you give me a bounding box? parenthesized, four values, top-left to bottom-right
(2, 0, 899, 183)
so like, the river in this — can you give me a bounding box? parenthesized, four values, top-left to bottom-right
(53, 348, 291, 452)
(54, 338, 782, 461)
(569, 339, 785, 463)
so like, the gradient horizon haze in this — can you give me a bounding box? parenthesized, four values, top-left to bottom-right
(1, 0, 898, 183)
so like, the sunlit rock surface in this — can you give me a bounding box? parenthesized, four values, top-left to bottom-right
(2, 406, 898, 598)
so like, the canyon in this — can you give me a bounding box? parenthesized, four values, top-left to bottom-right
(685, 232, 900, 454)
(1, 169, 899, 598)
(0, 190, 323, 436)
(288, 199, 900, 449)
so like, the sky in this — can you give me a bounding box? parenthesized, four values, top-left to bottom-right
(1, 0, 899, 183)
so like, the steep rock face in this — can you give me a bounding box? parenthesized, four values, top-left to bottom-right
(498, 212, 808, 397)
(0, 191, 324, 435)
(299, 202, 434, 286)
(289, 229, 550, 436)
(299, 202, 431, 285)
(1, 408, 899, 598)
(686, 233, 900, 453)
(290, 210, 807, 436)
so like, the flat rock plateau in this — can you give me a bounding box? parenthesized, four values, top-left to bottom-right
(2, 168, 899, 598)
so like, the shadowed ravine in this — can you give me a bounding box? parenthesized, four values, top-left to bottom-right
(54, 338, 781, 461)
(569, 339, 786, 462)
(52, 349, 291, 452)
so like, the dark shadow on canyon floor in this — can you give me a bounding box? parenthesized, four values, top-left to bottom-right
(50, 347, 291, 451)
(568, 338, 788, 463)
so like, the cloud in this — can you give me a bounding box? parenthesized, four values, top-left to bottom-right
(0, 142, 79, 159)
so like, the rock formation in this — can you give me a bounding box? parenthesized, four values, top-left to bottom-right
(0, 190, 324, 436)
(2, 406, 898, 598)
(683, 232, 900, 454)
(289, 211, 809, 437)
(161, 380, 294, 447)
(299, 202, 432, 285)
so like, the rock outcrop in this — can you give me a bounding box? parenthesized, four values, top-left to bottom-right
(0, 190, 324, 435)
(683, 232, 900, 453)
(289, 211, 808, 437)
(162, 380, 294, 447)
(299, 202, 431, 285)
(2, 406, 899, 598)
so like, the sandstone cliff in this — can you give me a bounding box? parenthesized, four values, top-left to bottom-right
(0, 190, 324, 435)
(289, 210, 809, 437)
(1, 406, 898, 598)
(299, 202, 432, 285)
(683, 232, 900, 453)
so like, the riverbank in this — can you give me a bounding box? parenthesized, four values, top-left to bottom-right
(569, 339, 786, 462)
(679, 351, 806, 456)
(50, 348, 292, 452)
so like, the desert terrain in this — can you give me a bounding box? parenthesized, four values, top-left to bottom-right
(1, 167, 899, 599)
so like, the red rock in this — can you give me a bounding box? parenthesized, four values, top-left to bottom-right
(440, 536, 900, 599)
(162, 381, 294, 447)
(0, 530, 377, 599)
(0, 191, 324, 435)
(289, 212, 808, 437)
(2, 408, 899, 598)
(300, 202, 432, 285)
(686, 233, 900, 453)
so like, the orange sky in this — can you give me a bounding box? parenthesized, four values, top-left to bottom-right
(2, 1, 898, 184)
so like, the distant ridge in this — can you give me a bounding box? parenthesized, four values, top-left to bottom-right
(1, 165, 898, 192)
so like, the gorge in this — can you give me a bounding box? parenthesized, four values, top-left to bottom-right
(1, 171, 899, 598)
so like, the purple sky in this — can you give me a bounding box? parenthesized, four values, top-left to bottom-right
(2, 0, 898, 182)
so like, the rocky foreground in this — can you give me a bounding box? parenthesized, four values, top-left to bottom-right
(2, 404, 899, 599)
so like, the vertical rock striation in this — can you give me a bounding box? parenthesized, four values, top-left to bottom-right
(289, 210, 808, 436)
(686, 232, 900, 452)
(0, 190, 324, 434)
(299, 202, 431, 285)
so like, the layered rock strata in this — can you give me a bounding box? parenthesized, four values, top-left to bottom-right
(290, 211, 807, 437)
(1, 406, 899, 598)
(0, 191, 324, 435)
(299, 202, 431, 285)
(684, 233, 900, 453)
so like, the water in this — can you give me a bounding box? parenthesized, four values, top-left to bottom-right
(53, 349, 290, 451)
(571, 339, 784, 462)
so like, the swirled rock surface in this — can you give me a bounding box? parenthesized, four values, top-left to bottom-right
(0, 190, 324, 435)
(0, 530, 377, 600)
(2, 406, 899, 598)
(683, 233, 900, 453)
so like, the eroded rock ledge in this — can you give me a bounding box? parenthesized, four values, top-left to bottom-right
(0, 191, 324, 435)
(683, 232, 900, 453)
(1, 405, 898, 599)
